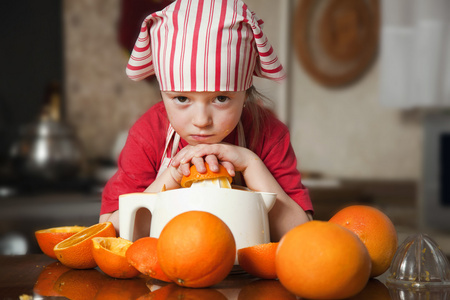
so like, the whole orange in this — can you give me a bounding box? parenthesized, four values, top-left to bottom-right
(35, 226, 86, 259)
(54, 222, 116, 269)
(157, 211, 236, 288)
(329, 205, 398, 277)
(92, 237, 140, 279)
(126, 237, 172, 282)
(237, 243, 278, 279)
(276, 221, 371, 299)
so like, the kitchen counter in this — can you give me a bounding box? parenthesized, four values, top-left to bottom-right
(1, 254, 449, 299)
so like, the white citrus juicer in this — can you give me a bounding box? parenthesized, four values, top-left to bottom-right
(119, 176, 276, 264)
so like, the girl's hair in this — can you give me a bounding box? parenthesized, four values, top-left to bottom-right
(244, 86, 274, 151)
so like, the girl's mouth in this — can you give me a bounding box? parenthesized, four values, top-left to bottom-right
(190, 134, 214, 142)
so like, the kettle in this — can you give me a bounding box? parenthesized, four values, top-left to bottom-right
(9, 82, 84, 181)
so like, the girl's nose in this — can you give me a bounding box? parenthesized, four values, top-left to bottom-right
(192, 106, 212, 128)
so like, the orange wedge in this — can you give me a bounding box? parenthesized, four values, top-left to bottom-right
(35, 226, 86, 259)
(92, 237, 140, 279)
(238, 243, 279, 279)
(125, 237, 172, 282)
(54, 222, 116, 269)
(180, 163, 232, 188)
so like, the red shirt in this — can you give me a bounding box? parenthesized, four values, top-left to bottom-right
(101, 101, 313, 214)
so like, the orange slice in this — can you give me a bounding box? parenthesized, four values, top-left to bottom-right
(92, 237, 140, 279)
(125, 237, 172, 282)
(238, 242, 279, 279)
(180, 163, 232, 188)
(54, 222, 116, 269)
(35, 226, 86, 259)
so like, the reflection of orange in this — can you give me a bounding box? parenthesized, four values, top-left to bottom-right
(53, 269, 110, 300)
(35, 226, 86, 259)
(126, 237, 172, 282)
(347, 279, 390, 300)
(329, 205, 398, 277)
(54, 222, 116, 269)
(181, 163, 232, 187)
(276, 221, 371, 299)
(148, 284, 227, 299)
(238, 243, 278, 279)
(238, 279, 297, 300)
(157, 211, 236, 288)
(33, 261, 71, 296)
(95, 277, 150, 300)
(92, 237, 140, 279)
(138, 283, 177, 300)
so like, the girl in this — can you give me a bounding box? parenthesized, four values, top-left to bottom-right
(100, 0, 313, 241)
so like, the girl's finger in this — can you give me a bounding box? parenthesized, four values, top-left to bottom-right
(184, 144, 222, 163)
(204, 155, 219, 172)
(171, 145, 193, 167)
(179, 162, 191, 176)
(220, 161, 236, 177)
(191, 156, 206, 173)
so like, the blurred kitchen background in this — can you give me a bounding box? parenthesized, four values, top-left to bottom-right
(1, 0, 449, 257)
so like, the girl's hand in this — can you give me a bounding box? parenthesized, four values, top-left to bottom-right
(170, 143, 312, 241)
(170, 143, 258, 177)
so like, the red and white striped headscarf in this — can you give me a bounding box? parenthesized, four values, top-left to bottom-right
(126, 0, 286, 91)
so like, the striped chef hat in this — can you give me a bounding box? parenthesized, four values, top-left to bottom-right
(126, 0, 286, 91)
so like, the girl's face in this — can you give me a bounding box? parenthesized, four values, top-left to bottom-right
(161, 90, 246, 145)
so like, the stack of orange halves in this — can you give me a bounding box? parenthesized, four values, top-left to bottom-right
(35, 204, 398, 300)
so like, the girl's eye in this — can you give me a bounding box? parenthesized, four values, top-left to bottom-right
(214, 96, 230, 103)
(174, 96, 189, 104)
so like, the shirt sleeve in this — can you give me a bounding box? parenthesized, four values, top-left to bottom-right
(100, 105, 166, 215)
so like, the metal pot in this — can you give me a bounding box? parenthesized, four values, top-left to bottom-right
(10, 118, 84, 181)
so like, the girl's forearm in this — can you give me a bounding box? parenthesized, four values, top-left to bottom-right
(242, 157, 310, 241)
(144, 166, 181, 192)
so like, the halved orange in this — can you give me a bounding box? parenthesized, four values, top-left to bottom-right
(92, 237, 140, 279)
(54, 222, 116, 269)
(125, 237, 172, 282)
(180, 163, 232, 188)
(35, 226, 86, 259)
(238, 242, 279, 279)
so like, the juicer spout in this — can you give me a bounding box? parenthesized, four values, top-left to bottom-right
(260, 192, 277, 212)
